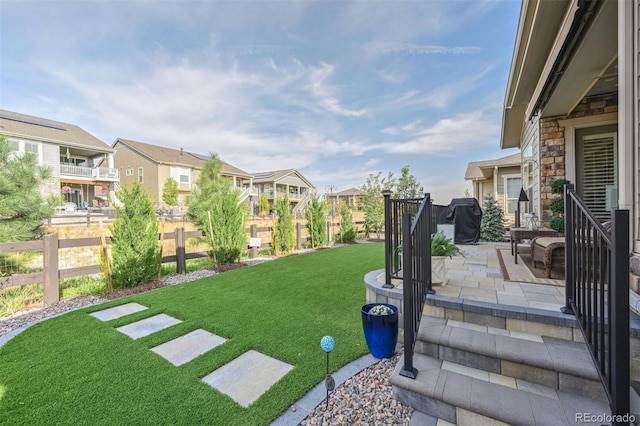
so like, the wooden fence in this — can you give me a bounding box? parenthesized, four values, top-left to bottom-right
(0, 220, 352, 306)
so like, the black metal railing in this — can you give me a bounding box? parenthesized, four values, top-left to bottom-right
(563, 184, 629, 420)
(383, 192, 447, 287)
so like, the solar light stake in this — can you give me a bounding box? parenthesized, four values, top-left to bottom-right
(320, 336, 335, 409)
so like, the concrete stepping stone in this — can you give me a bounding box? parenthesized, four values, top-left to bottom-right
(89, 302, 148, 321)
(202, 350, 294, 408)
(116, 314, 182, 339)
(151, 329, 226, 366)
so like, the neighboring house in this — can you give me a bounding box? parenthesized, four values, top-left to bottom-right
(464, 153, 521, 226)
(251, 169, 315, 216)
(500, 1, 640, 293)
(112, 138, 253, 209)
(326, 188, 364, 211)
(0, 109, 119, 209)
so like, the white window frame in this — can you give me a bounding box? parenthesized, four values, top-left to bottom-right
(170, 166, 191, 189)
(125, 168, 134, 177)
(503, 174, 522, 215)
(7, 138, 43, 164)
(138, 167, 144, 183)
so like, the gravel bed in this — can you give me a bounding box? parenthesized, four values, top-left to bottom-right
(301, 351, 413, 425)
(0, 269, 217, 338)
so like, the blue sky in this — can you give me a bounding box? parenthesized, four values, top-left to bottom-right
(1, 0, 520, 204)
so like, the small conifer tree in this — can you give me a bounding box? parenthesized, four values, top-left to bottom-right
(305, 195, 327, 247)
(0, 136, 55, 242)
(161, 177, 179, 207)
(338, 202, 357, 243)
(480, 193, 506, 242)
(258, 194, 270, 218)
(108, 182, 159, 289)
(188, 154, 246, 264)
(273, 196, 295, 254)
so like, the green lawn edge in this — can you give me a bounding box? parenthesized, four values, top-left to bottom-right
(0, 243, 384, 425)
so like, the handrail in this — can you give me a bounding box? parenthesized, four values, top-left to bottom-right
(400, 194, 435, 378)
(563, 183, 629, 420)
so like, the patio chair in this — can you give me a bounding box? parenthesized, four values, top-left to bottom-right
(531, 237, 564, 278)
(530, 221, 611, 279)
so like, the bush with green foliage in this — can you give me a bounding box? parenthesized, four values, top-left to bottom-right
(362, 171, 395, 238)
(305, 195, 327, 247)
(480, 194, 506, 242)
(258, 194, 270, 217)
(161, 177, 179, 206)
(273, 196, 295, 254)
(0, 136, 56, 242)
(108, 182, 159, 289)
(188, 154, 247, 264)
(548, 178, 570, 233)
(337, 203, 357, 243)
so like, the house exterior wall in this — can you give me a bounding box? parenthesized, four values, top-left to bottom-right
(113, 143, 160, 201)
(537, 93, 618, 225)
(522, 115, 540, 214)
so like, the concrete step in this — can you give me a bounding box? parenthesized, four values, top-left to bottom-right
(415, 316, 605, 401)
(390, 352, 611, 426)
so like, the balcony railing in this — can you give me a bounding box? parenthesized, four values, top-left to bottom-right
(59, 164, 119, 180)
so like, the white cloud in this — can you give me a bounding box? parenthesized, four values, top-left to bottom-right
(383, 111, 500, 155)
(306, 62, 367, 117)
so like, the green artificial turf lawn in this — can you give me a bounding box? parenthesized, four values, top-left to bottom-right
(0, 243, 384, 425)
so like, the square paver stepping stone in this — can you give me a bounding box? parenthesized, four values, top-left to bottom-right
(151, 329, 226, 366)
(116, 314, 182, 339)
(202, 350, 294, 408)
(89, 302, 148, 321)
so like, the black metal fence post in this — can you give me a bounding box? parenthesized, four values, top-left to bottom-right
(382, 190, 393, 288)
(610, 209, 630, 420)
(400, 211, 416, 378)
(562, 184, 575, 315)
(175, 227, 186, 274)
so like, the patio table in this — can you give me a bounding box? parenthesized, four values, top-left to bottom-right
(509, 227, 559, 264)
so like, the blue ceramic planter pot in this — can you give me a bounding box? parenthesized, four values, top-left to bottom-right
(361, 303, 399, 359)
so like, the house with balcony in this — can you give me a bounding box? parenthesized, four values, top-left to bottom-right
(325, 187, 364, 211)
(111, 138, 254, 210)
(251, 169, 315, 216)
(464, 152, 521, 226)
(0, 109, 119, 209)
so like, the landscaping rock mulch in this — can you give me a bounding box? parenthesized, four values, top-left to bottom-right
(0, 269, 218, 338)
(301, 351, 413, 426)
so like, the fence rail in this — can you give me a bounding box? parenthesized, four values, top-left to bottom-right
(563, 183, 629, 420)
(1, 218, 362, 306)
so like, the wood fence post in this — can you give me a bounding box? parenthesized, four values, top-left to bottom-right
(86, 211, 91, 227)
(327, 221, 332, 243)
(296, 222, 302, 250)
(43, 234, 59, 306)
(250, 224, 258, 258)
(175, 227, 186, 274)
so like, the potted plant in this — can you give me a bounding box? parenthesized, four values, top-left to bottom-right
(430, 231, 460, 285)
(361, 303, 398, 359)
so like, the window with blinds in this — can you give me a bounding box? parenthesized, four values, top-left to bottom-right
(577, 133, 617, 221)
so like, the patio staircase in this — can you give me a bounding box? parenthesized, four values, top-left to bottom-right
(390, 300, 627, 425)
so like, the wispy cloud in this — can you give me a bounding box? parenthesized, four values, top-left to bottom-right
(307, 63, 367, 117)
(383, 111, 500, 154)
(365, 42, 482, 57)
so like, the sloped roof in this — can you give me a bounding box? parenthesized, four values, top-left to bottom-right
(0, 109, 112, 151)
(114, 138, 251, 177)
(464, 153, 521, 180)
(252, 168, 315, 188)
(334, 187, 364, 197)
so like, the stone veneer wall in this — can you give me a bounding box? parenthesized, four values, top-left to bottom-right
(538, 93, 618, 225)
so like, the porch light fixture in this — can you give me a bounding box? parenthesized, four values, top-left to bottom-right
(515, 188, 529, 228)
